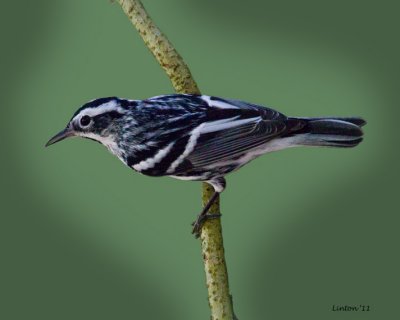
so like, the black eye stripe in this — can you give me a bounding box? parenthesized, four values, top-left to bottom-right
(92, 111, 124, 122)
(80, 115, 91, 126)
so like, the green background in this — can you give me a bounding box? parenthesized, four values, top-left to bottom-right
(1, 1, 398, 319)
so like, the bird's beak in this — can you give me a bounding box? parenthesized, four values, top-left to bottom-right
(45, 127, 75, 147)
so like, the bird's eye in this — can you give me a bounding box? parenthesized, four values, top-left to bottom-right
(80, 115, 91, 127)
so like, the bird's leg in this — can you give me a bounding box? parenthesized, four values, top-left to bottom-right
(191, 191, 221, 238)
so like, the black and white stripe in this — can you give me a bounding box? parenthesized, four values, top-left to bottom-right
(66, 94, 365, 193)
(119, 95, 293, 185)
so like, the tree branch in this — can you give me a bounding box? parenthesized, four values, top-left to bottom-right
(117, 0, 200, 94)
(116, 0, 235, 319)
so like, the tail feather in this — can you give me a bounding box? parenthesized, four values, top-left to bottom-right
(297, 116, 366, 127)
(288, 117, 366, 148)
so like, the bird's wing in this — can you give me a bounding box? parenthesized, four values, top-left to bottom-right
(169, 108, 288, 174)
(130, 95, 292, 177)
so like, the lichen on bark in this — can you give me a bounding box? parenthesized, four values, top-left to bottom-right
(117, 0, 200, 95)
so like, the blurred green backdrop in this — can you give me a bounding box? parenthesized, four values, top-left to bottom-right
(1, 0, 399, 319)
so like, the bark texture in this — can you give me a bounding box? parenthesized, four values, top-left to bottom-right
(118, 0, 200, 94)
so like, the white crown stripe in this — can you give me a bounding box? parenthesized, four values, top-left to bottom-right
(72, 101, 126, 121)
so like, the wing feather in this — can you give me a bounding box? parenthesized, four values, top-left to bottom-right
(178, 116, 287, 171)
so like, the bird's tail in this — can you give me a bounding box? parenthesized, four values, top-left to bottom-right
(288, 117, 366, 148)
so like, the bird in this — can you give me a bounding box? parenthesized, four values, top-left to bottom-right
(46, 94, 366, 237)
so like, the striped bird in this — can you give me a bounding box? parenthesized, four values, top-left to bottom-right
(46, 94, 366, 236)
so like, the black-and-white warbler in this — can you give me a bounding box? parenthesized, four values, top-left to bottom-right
(46, 94, 365, 236)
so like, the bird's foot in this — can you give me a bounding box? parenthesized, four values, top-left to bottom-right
(191, 213, 222, 238)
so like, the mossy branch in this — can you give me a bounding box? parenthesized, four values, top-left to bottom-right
(116, 0, 235, 319)
(117, 0, 200, 94)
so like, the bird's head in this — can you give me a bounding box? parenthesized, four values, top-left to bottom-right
(45, 97, 130, 148)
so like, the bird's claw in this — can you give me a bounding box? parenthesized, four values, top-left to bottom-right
(191, 213, 222, 238)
